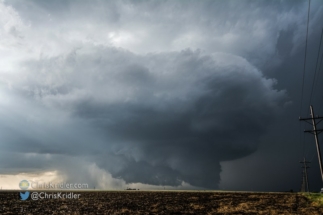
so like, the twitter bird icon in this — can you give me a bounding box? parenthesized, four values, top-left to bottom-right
(20, 191, 30, 200)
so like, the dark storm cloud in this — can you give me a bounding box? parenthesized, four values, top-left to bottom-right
(1, 0, 322, 190)
(7, 46, 286, 188)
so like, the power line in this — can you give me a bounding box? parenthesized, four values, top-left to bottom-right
(309, 28, 323, 105)
(314, 30, 323, 105)
(319, 49, 323, 110)
(300, 0, 311, 115)
(299, 0, 311, 157)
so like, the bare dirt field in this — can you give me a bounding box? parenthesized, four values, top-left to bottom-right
(0, 191, 322, 214)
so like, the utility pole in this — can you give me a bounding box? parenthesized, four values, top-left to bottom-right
(299, 105, 323, 182)
(300, 157, 310, 192)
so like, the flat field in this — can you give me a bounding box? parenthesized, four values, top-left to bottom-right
(0, 191, 322, 214)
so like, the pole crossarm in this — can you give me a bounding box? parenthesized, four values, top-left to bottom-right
(300, 161, 311, 164)
(304, 129, 323, 134)
(299, 116, 323, 121)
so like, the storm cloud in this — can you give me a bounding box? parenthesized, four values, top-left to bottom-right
(0, 0, 322, 190)
(1, 44, 287, 188)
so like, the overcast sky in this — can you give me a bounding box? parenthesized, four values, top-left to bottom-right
(0, 0, 323, 191)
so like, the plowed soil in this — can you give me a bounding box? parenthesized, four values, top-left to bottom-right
(0, 191, 322, 214)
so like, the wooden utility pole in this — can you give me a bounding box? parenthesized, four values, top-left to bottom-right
(299, 105, 323, 182)
(300, 157, 310, 192)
